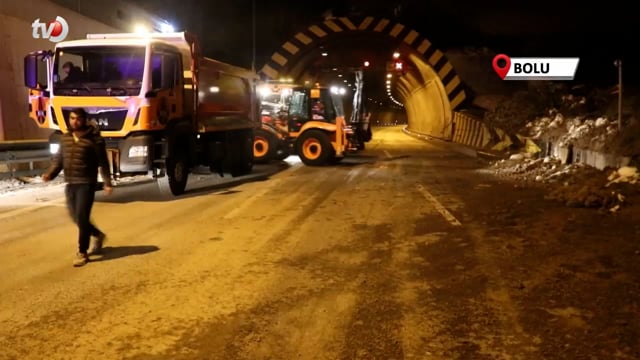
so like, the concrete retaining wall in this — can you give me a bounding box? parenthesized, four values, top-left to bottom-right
(539, 137, 631, 170)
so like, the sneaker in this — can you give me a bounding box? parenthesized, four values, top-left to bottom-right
(73, 253, 89, 267)
(88, 233, 106, 255)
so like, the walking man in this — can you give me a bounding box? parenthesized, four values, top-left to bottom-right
(43, 108, 113, 267)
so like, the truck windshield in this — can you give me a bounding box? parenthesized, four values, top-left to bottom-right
(53, 46, 146, 96)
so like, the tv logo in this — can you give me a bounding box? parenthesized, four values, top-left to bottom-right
(32, 16, 69, 43)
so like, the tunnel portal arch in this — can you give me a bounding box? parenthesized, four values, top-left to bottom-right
(259, 16, 468, 112)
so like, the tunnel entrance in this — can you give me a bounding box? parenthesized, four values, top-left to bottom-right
(259, 16, 469, 139)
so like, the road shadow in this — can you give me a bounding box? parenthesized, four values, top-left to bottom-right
(90, 245, 159, 262)
(96, 162, 290, 203)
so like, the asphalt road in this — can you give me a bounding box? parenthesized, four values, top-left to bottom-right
(1, 126, 638, 360)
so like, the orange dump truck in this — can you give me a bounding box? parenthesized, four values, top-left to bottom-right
(24, 32, 259, 195)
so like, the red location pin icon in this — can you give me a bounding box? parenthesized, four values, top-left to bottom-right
(492, 54, 511, 80)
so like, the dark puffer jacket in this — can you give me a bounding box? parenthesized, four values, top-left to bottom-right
(45, 125, 112, 187)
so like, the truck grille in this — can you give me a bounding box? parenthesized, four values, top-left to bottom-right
(62, 108, 127, 131)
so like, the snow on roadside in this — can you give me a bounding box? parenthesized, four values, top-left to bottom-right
(483, 108, 640, 212)
(0, 175, 64, 197)
(0, 173, 153, 198)
(0, 178, 27, 195)
(524, 112, 619, 153)
(491, 155, 639, 212)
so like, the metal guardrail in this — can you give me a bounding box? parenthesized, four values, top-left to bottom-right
(0, 140, 51, 180)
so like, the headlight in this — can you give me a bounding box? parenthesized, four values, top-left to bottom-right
(128, 145, 148, 158)
(49, 143, 60, 154)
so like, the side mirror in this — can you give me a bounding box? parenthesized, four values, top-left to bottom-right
(24, 54, 40, 89)
(24, 51, 51, 90)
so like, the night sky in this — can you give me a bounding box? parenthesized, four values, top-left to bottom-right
(134, 0, 640, 87)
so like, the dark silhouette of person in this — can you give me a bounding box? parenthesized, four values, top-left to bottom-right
(62, 61, 85, 83)
(104, 61, 122, 81)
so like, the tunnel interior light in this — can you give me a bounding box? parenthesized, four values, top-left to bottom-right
(338, 74, 343, 77)
(134, 24, 150, 33)
(387, 73, 392, 78)
(364, 61, 370, 67)
(160, 22, 174, 33)
(340, 88, 346, 95)
(321, 52, 328, 57)
(258, 86, 271, 97)
(393, 52, 400, 59)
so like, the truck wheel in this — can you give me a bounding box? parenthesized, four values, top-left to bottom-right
(231, 129, 254, 177)
(158, 151, 188, 196)
(296, 130, 332, 166)
(253, 129, 276, 163)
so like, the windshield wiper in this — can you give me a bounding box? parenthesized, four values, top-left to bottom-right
(106, 86, 129, 96)
(70, 85, 92, 94)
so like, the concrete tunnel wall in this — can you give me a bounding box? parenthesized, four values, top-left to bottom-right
(259, 16, 468, 141)
(0, 0, 157, 141)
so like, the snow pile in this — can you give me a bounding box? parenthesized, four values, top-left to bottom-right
(524, 112, 619, 152)
(492, 158, 639, 212)
(0, 178, 27, 195)
(0, 175, 65, 196)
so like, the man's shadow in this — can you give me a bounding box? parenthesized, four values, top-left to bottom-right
(90, 245, 159, 262)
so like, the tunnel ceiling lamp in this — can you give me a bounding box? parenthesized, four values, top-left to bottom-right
(321, 52, 328, 57)
(134, 24, 150, 33)
(393, 52, 400, 59)
(338, 74, 342, 77)
(258, 85, 271, 97)
(386, 74, 392, 78)
(159, 22, 174, 33)
(333, 68, 338, 71)
(343, 80, 347, 83)
(364, 61, 370, 67)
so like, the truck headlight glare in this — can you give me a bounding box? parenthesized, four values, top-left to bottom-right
(128, 145, 148, 158)
(49, 143, 60, 154)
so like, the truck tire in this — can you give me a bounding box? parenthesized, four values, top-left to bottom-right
(296, 130, 332, 166)
(253, 129, 276, 163)
(230, 129, 254, 177)
(157, 150, 188, 196)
